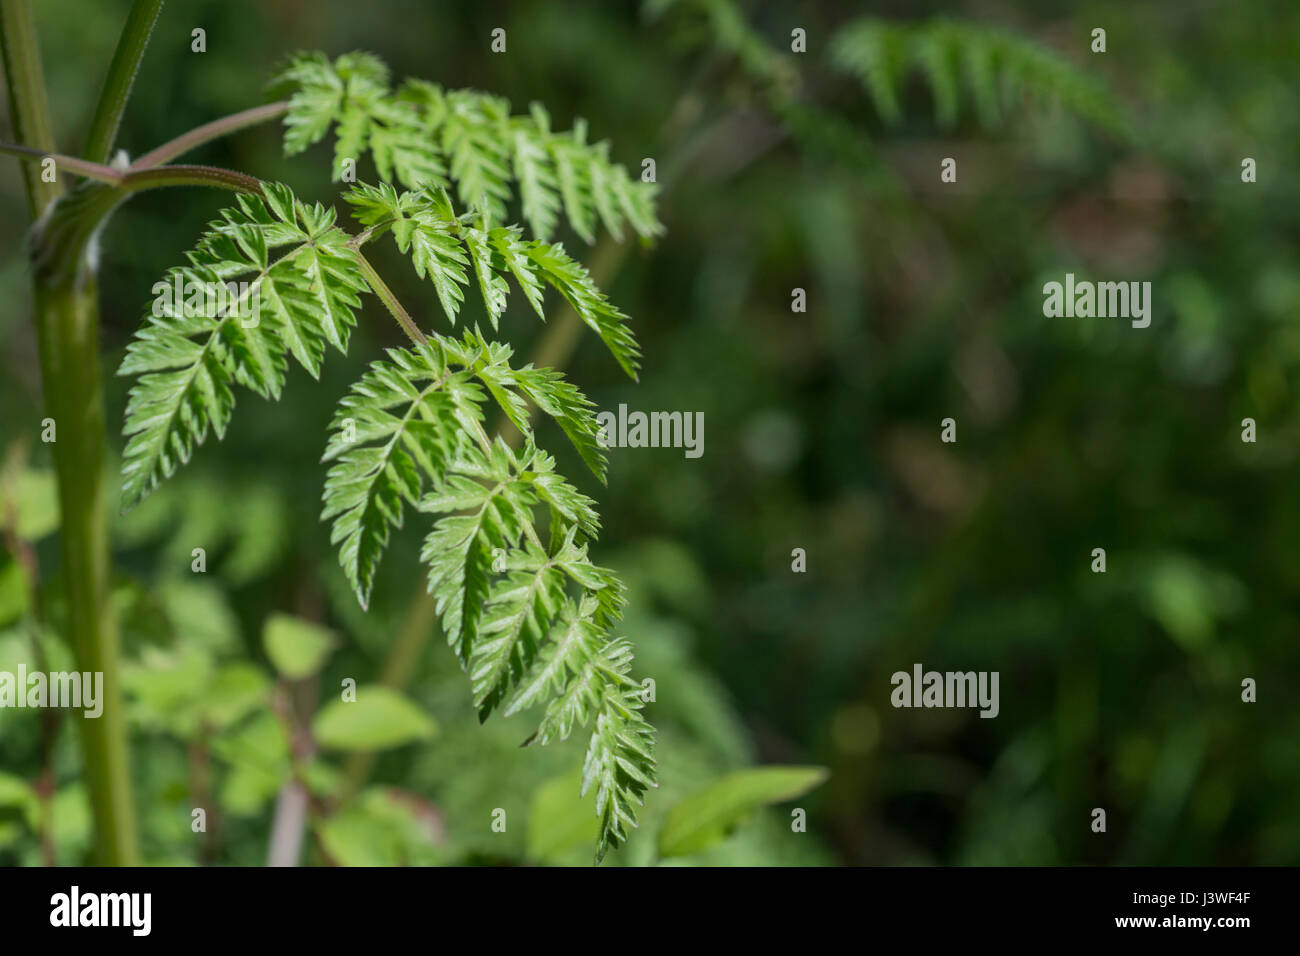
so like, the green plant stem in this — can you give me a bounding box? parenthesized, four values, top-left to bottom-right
(353, 249, 429, 345)
(0, 0, 61, 211)
(3, 0, 140, 865)
(34, 279, 139, 864)
(81, 0, 164, 164)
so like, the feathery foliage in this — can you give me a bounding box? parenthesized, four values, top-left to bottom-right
(119, 48, 663, 860)
(344, 182, 641, 378)
(321, 327, 606, 612)
(830, 18, 1130, 135)
(272, 51, 663, 244)
(118, 182, 366, 510)
(330, 345, 653, 860)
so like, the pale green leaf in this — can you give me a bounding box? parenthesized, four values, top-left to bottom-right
(313, 686, 437, 751)
(263, 613, 337, 680)
(658, 766, 829, 858)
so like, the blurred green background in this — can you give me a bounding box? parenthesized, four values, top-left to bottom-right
(1, 0, 1298, 865)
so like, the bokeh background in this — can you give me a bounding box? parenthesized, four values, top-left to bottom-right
(2, 0, 1298, 865)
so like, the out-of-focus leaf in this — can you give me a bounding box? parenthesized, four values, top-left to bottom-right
(313, 686, 437, 751)
(0, 772, 39, 830)
(158, 579, 240, 653)
(213, 712, 290, 816)
(526, 769, 598, 864)
(0, 628, 37, 733)
(1141, 555, 1244, 651)
(200, 664, 271, 729)
(316, 788, 441, 866)
(658, 766, 828, 858)
(0, 561, 27, 628)
(303, 759, 344, 800)
(51, 785, 91, 856)
(222, 485, 290, 584)
(8, 469, 59, 541)
(114, 579, 175, 650)
(317, 805, 401, 866)
(263, 613, 337, 680)
(122, 645, 214, 736)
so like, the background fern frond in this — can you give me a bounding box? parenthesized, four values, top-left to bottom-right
(833, 20, 908, 124)
(829, 18, 1130, 136)
(273, 52, 665, 243)
(441, 89, 515, 224)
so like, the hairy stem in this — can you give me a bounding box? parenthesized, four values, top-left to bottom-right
(0, 141, 123, 182)
(130, 100, 289, 169)
(81, 0, 163, 164)
(0, 142, 264, 194)
(353, 249, 429, 345)
(117, 163, 263, 194)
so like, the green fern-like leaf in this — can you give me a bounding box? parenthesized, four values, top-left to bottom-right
(120, 53, 660, 862)
(315, 322, 651, 862)
(273, 51, 664, 243)
(320, 329, 605, 611)
(119, 181, 366, 510)
(584, 661, 656, 861)
(512, 103, 563, 243)
(344, 182, 642, 379)
(320, 344, 467, 611)
(416, 437, 655, 861)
